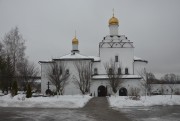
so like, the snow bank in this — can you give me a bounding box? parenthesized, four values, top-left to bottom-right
(108, 95, 180, 108)
(0, 94, 92, 108)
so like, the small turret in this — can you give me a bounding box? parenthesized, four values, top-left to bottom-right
(109, 10, 119, 35)
(71, 32, 79, 53)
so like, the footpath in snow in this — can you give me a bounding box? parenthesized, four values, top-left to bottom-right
(108, 95, 180, 108)
(0, 94, 92, 108)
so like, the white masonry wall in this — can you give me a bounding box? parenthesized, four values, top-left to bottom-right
(90, 80, 109, 97)
(41, 60, 92, 95)
(134, 61, 147, 75)
(41, 63, 55, 94)
(109, 25, 119, 35)
(90, 78, 143, 97)
(92, 62, 106, 75)
(100, 47, 134, 74)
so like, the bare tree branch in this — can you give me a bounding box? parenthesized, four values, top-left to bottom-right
(18, 59, 39, 91)
(73, 60, 91, 95)
(139, 68, 155, 96)
(161, 73, 178, 98)
(2, 27, 26, 75)
(104, 59, 123, 94)
(47, 61, 69, 95)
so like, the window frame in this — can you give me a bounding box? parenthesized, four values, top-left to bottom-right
(125, 68, 128, 74)
(66, 69, 69, 75)
(115, 55, 118, 62)
(94, 68, 98, 75)
(118, 68, 121, 75)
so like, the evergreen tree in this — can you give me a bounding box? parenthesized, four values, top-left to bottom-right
(0, 56, 14, 93)
(11, 80, 18, 96)
(26, 83, 32, 98)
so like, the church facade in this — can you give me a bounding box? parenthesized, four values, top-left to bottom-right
(39, 14, 148, 96)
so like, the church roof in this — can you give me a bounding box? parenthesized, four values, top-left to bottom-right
(53, 53, 93, 60)
(92, 74, 142, 80)
(88, 56, 101, 62)
(134, 56, 148, 63)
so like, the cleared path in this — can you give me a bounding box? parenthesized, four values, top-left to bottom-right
(82, 97, 130, 121)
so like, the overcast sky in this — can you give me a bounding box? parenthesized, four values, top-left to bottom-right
(0, 0, 180, 78)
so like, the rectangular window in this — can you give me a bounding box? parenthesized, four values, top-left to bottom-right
(94, 68, 98, 75)
(115, 56, 118, 62)
(125, 68, 128, 74)
(118, 68, 121, 75)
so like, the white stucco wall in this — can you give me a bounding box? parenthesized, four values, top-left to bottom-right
(41, 63, 54, 94)
(100, 47, 134, 74)
(120, 79, 143, 95)
(90, 80, 109, 97)
(90, 78, 143, 97)
(40, 60, 92, 95)
(134, 61, 147, 75)
(72, 44, 78, 50)
(92, 62, 106, 75)
(109, 25, 118, 35)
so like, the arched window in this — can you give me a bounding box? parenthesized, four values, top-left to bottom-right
(109, 68, 112, 74)
(118, 68, 121, 75)
(66, 69, 69, 74)
(94, 68, 98, 75)
(125, 68, 128, 74)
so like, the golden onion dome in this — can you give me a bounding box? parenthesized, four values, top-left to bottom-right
(72, 37, 79, 44)
(109, 16, 119, 25)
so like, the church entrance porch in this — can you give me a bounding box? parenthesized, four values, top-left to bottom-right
(119, 88, 127, 96)
(98, 85, 107, 97)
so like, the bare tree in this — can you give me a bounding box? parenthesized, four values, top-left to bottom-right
(73, 60, 91, 95)
(104, 60, 123, 95)
(2, 27, 26, 75)
(18, 59, 39, 91)
(47, 62, 69, 95)
(129, 87, 140, 100)
(160, 84, 165, 95)
(161, 73, 178, 98)
(139, 69, 155, 96)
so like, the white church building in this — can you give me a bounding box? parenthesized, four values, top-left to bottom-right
(39, 14, 148, 97)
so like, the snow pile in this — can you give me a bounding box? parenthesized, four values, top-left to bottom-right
(0, 91, 4, 96)
(0, 94, 92, 108)
(108, 95, 180, 108)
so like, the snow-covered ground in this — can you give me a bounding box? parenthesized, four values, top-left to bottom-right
(108, 95, 180, 108)
(0, 94, 92, 108)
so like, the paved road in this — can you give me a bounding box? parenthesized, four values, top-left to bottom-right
(0, 108, 94, 121)
(0, 97, 180, 121)
(119, 106, 180, 121)
(83, 97, 130, 121)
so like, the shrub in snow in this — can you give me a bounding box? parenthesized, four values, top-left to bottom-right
(17, 95, 26, 101)
(26, 84, 32, 98)
(174, 89, 180, 95)
(128, 87, 141, 100)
